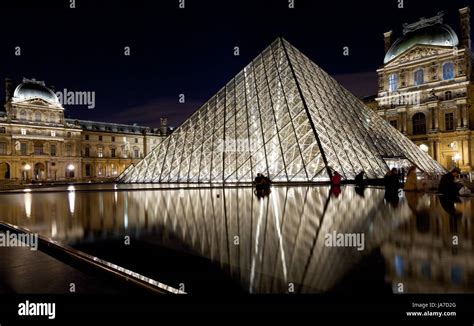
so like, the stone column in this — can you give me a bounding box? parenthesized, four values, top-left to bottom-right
(462, 139, 470, 166)
(430, 107, 435, 130)
(429, 140, 435, 158)
(402, 112, 408, 134)
(457, 104, 463, 129)
(434, 107, 439, 130)
(433, 140, 439, 162)
(462, 104, 468, 128)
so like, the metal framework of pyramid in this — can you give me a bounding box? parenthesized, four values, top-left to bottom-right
(117, 38, 445, 184)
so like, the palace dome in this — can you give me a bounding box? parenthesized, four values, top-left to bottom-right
(13, 79, 59, 104)
(384, 24, 459, 64)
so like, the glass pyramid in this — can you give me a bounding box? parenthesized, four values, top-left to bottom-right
(117, 38, 445, 184)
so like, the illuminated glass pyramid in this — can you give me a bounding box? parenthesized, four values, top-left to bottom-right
(117, 38, 444, 183)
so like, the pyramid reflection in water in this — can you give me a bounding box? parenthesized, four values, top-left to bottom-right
(118, 38, 444, 183)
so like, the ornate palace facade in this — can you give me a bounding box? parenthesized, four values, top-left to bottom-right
(375, 7, 474, 172)
(0, 78, 168, 182)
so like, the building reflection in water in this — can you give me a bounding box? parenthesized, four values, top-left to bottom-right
(382, 191, 473, 293)
(0, 185, 472, 293)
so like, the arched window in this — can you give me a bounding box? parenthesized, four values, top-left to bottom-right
(414, 69, 424, 85)
(20, 110, 27, 120)
(412, 112, 426, 135)
(388, 73, 397, 92)
(442, 62, 454, 80)
(35, 111, 42, 122)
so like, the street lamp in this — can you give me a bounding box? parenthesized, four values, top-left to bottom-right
(67, 164, 75, 179)
(453, 153, 461, 168)
(419, 144, 429, 153)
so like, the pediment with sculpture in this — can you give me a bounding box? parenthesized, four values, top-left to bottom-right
(385, 45, 453, 67)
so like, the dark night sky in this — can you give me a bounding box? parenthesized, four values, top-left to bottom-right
(0, 0, 471, 128)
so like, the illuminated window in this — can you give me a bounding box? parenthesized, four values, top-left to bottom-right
(98, 146, 103, 158)
(442, 62, 454, 80)
(98, 164, 103, 176)
(414, 69, 424, 85)
(388, 73, 397, 92)
(51, 131, 56, 137)
(21, 128, 27, 135)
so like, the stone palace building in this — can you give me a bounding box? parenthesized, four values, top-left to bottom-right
(0, 78, 169, 182)
(374, 7, 474, 172)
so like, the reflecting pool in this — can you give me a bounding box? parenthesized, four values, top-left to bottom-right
(0, 184, 473, 294)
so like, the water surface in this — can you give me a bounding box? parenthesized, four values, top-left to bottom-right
(0, 184, 472, 294)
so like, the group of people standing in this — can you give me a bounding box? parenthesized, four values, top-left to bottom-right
(254, 166, 469, 199)
(253, 173, 271, 198)
(329, 165, 469, 199)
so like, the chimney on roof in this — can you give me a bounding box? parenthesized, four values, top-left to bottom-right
(459, 7, 471, 50)
(4, 78, 13, 104)
(384, 30, 393, 53)
(160, 117, 168, 135)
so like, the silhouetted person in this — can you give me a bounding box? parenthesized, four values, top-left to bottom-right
(355, 171, 365, 187)
(384, 168, 400, 204)
(254, 173, 271, 191)
(262, 174, 271, 186)
(384, 168, 400, 190)
(438, 168, 462, 197)
(254, 173, 263, 185)
(331, 171, 342, 187)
